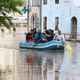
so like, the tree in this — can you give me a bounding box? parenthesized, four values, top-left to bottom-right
(13, 27, 16, 36)
(1, 28, 5, 36)
(0, 0, 25, 29)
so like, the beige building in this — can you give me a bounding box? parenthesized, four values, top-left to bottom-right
(7, 0, 40, 31)
(26, 0, 40, 31)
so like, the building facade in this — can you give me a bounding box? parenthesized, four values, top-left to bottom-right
(6, 0, 40, 31)
(26, 0, 40, 31)
(41, 0, 80, 39)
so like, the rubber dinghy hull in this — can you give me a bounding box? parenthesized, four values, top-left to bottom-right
(19, 40, 64, 50)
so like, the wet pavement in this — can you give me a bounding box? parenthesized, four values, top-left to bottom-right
(0, 27, 80, 80)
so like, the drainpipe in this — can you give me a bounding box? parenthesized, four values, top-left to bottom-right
(27, 0, 29, 32)
(40, 0, 42, 30)
(63, 0, 71, 17)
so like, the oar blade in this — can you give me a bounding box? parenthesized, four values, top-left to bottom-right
(66, 45, 72, 51)
(29, 49, 32, 51)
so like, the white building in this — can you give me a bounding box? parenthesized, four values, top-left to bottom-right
(41, 0, 80, 40)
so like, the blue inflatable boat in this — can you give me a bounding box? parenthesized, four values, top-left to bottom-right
(19, 40, 64, 50)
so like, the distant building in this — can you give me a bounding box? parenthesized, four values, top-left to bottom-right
(41, 0, 80, 40)
(6, 0, 40, 30)
(26, 0, 40, 31)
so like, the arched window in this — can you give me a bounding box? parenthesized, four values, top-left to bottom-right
(71, 17, 77, 39)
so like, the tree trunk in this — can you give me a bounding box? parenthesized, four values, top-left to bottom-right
(13, 32, 16, 37)
(2, 32, 4, 37)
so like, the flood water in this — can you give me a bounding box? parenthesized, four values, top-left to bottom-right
(0, 27, 80, 80)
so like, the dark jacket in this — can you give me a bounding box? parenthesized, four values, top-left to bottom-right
(47, 33, 53, 42)
(33, 31, 37, 38)
(26, 33, 33, 42)
(34, 32, 43, 43)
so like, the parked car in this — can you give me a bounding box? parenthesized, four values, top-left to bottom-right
(13, 17, 19, 20)
(18, 15, 27, 20)
(13, 15, 27, 20)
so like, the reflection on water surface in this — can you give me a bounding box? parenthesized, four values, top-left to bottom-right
(0, 48, 80, 80)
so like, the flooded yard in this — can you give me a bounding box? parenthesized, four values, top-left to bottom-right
(0, 27, 80, 80)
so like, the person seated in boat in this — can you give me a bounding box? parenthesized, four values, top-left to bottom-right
(33, 28, 37, 38)
(44, 29, 53, 42)
(34, 29, 44, 45)
(26, 29, 34, 43)
(53, 30, 65, 43)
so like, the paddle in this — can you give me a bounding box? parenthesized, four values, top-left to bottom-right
(29, 38, 42, 51)
(64, 43, 72, 51)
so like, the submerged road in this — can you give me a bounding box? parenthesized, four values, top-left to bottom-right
(0, 27, 80, 80)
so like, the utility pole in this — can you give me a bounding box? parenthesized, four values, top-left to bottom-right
(40, 0, 42, 30)
(27, 0, 29, 32)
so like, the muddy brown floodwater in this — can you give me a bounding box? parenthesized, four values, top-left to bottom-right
(0, 27, 80, 80)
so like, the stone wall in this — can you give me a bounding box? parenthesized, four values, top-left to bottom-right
(29, 7, 40, 30)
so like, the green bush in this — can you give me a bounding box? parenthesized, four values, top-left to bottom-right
(13, 27, 16, 32)
(1, 28, 5, 33)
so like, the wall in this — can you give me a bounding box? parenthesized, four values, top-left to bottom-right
(74, 0, 80, 7)
(41, 0, 80, 35)
(29, 7, 40, 31)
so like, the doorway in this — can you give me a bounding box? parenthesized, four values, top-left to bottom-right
(71, 17, 77, 39)
(31, 13, 39, 30)
(31, 14, 35, 29)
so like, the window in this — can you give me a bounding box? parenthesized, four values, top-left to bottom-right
(32, 0, 38, 6)
(55, 0, 59, 4)
(38, 0, 40, 6)
(35, 13, 39, 23)
(43, 17, 47, 30)
(44, 0, 47, 4)
(55, 17, 59, 30)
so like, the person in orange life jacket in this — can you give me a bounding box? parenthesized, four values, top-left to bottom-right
(26, 29, 34, 43)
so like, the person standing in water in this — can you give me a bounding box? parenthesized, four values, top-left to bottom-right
(53, 30, 65, 43)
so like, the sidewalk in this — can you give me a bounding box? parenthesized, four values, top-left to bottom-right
(66, 39, 80, 42)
